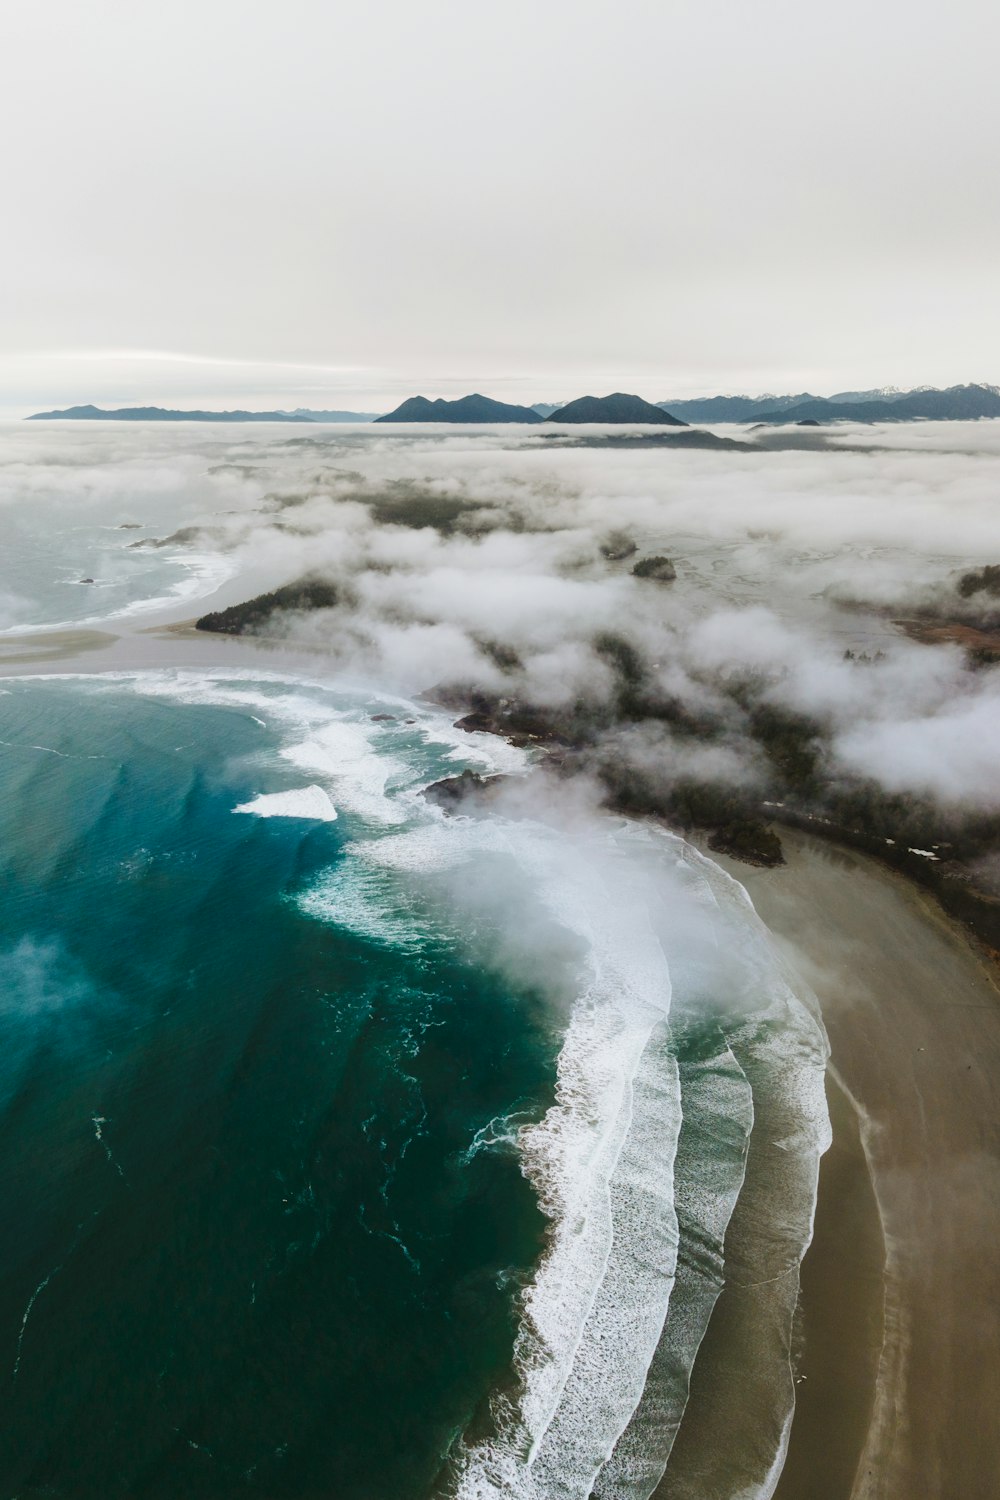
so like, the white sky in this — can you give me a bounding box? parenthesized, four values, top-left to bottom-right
(1, 0, 998, 412)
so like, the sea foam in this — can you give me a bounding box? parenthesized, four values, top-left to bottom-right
(233, 785, 337, 821)
(108, 670, 829, 1499)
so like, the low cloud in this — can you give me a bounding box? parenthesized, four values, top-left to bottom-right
(13, 421, 1000, 819)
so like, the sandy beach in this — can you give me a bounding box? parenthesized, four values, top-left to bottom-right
(3, 622, 998, 1498)
(723, 829, 1000, 1500)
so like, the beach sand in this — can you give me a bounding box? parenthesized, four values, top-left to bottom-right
(0, 620, 337, 678)
(0, 627, 118, 665)
(5, 621, 997, 1497)
(723, 829, 1000, 1500)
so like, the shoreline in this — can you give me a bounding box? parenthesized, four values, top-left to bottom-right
(722, 828, 1000, 1500)
(4, 622, 1000, 1497)
(772, 1070, 885, 1500)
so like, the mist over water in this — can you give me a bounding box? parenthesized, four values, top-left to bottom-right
(4, 418, 995, 1497)
(7, 417, 998, 811)
(0, 667, 827, 1500)
(0, 676, 557, 1498)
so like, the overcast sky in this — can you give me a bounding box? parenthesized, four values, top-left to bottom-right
(1, 0, 998, 412)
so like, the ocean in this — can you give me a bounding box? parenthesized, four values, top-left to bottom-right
(0, 426, 831, 1500)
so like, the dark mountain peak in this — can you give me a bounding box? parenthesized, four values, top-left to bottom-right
(547, 393, 687, 426)
(375, 394, 543, 424)
(28, 403, 105, 419)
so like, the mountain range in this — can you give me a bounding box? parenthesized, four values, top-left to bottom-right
(376, 392, 688, 425)
(26, 404, 380, 423)
(24, 383, 1000, 427)
(657, 383, 1000, 424)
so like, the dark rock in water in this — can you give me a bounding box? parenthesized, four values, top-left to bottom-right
(117, 523, 143, 529)
(547, 393, 687, 426)
(454, 709, 496, 734)
(128, 525, 207, 550)
(79, 577, 95, 584)
(423, 769, 507, 813)
(370, 713, 396, 722)
(451, 704, 549, 749)
(631, 555, 676, 582)
(708, 820, 785, 867)
(196, 578, 339, 634)
(600, 534, 638, 561)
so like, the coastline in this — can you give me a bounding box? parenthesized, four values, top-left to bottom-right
(717, 828, 1000, 1500)
(771, 1071, 885, 1500)
(4, 621, 1000, 1498)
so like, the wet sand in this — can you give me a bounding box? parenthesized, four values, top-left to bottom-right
(0, 627, 118, 665)
(728, 829, 1000, 1500)
(0, 620, 340, 680)
(5, 624, 998, 1497)
(772, 1074, 885, 1500)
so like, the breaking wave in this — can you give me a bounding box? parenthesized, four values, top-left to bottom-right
(35, 668, 830, 1498)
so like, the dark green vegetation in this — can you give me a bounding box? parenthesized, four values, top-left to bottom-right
(435, 645, 796, 868)
(129, 526, 214, 551)
(196, 580, 340, 634)
(190, 528, 1000, 938)
(27, 405, 378, 422)
(540, 429, 755, 452)
(375, 395, 543, 424)
(195, 567, 977, 884)
(547, 392, 687, 425)
(600, 534, 638, 561)
(365, 487, 492, 532)
(659, 383, 1000, 425)
(959, 564, 1000, 599)
(632, 555, 676, 582)
(441, 639, 1000, 924)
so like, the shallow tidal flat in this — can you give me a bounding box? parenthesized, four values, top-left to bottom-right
(0, 628, 116, 665)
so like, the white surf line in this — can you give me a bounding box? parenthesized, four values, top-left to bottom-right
(356, 1201, 421, 1274)
(453, 833, 683, 1500)
(92, 1115, 128, 1183)
(0, 737, 68, 757)
(0, 548, 237, 639)
(671, 836, 830, 1500)
(0, 735, 110, 763)
(591, 1038, 755, 1500)
(12, 1267, 62, 1383)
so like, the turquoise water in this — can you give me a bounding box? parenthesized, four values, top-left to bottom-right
(0, 676, 555, 1499)
(0, 425, 833, 1499)
(0, 422, 239, 631)
(0, 668, 831, 1500)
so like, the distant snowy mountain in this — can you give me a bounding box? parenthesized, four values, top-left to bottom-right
(658, 383, 1000, 424)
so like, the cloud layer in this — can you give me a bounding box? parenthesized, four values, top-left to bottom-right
(7, 419, 1000, 817)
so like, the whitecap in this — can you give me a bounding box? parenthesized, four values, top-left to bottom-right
(233, 785, 337, 821)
